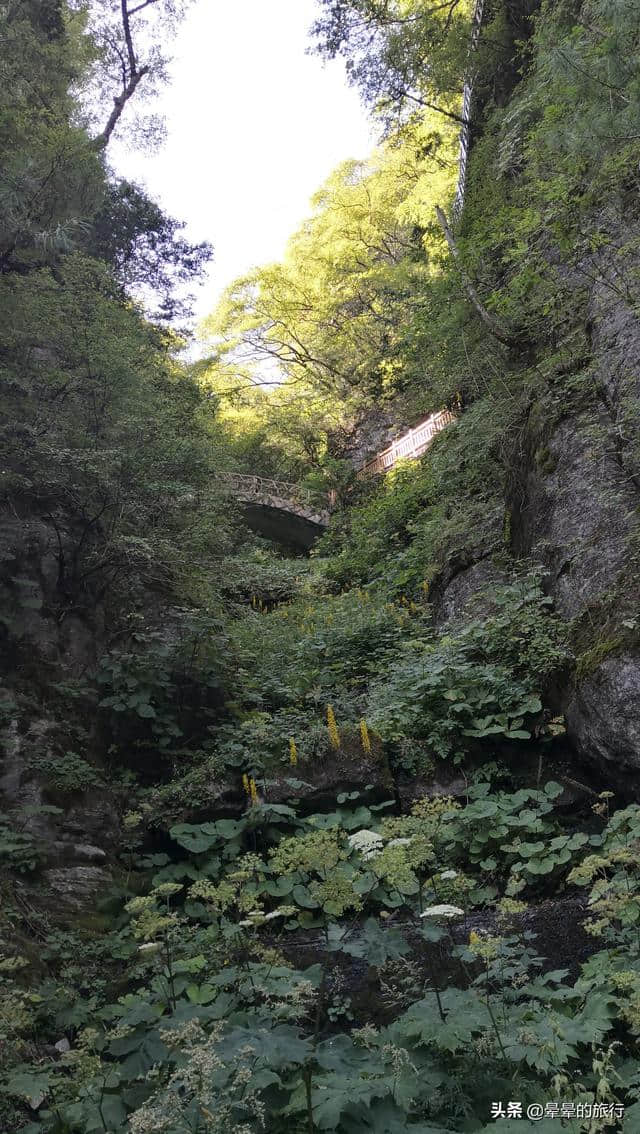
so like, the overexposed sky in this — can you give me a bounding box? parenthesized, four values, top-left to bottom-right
(109, 0, 376, 329)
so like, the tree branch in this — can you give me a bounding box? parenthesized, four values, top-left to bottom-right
(92, 0, 154, 150)
(121, 0, 137, 71)
(435, 205, 516, 347)
(128, 0, 162, 15)
(93, 66, 150, 149)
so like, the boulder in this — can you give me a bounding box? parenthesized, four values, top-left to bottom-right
(565, 655, 640, 773)
(43, 865, 112, 910)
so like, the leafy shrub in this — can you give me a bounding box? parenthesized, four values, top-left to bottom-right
(0, 824, 41, 873)
(28, 750, 104, 794)
(368, 575, 568, 767)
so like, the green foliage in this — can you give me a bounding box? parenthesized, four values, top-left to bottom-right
(318, 397, 516, 596)
(0, 824, 41, 873)
(27, 750, 104, 794)
(6, 2, 640, 1132)
(311, 0, 473, 130)
(4, 788, 634, 1133)
(203, 122, 458, 459)
(367, 575, 568, 767)
(86, 180, 213, 324)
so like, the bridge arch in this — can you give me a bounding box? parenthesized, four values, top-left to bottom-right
(220, 474, 330, 551)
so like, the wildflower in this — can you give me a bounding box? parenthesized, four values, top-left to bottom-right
(153, 883, 183, 898)
(289, 738, 298, 766)
(421, 580, 430, 595)
(497, 897, 527, 918)
(420, 904, 464, 919)
(242, 773, 250, 795)
(359, 719, 372, 755)
(439, 869, 458, 880)
(138, 942, 161, 954)
(467, 930, 501, 960)
(348, 829, 384, 859)
(387, 837, 411, 848)
(249, 777, 259, 805)
(327, 705, 340, 750)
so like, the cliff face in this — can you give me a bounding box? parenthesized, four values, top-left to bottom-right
(0, 509, 119, 908)
(516, 240, 640, 773)
(429, 10, 640, 776)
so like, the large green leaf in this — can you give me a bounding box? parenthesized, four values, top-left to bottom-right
(169, 818, 246, 853)
(339, 918, 410, 966)
(311, 1076, 392, 1129)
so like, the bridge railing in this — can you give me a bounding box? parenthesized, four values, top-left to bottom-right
(222, 474, 330, 512)
(359, 409, 456, 478)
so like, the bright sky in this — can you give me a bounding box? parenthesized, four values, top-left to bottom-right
(109, 0, 376, 330)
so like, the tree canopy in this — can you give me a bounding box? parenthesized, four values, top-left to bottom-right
(202, 116, 459, 467)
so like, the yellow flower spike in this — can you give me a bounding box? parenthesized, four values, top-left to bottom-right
(469, 930, 481, 946)
(249, 777, 259, 805)
(327, 705, 340, 750)
(289, 738, 298, 766)
(421, 580, 430, 594)
(242, 773, 250, 795)
(359, 719, 372, 755)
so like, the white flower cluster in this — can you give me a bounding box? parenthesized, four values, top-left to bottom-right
(128, 1021, 264, 1134)
(347, 829, 384, 860)
(238, 906, 296, 929)
(420, 904, 464, 919)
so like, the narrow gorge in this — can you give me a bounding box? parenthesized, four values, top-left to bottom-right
(2, 1, 640, 1131)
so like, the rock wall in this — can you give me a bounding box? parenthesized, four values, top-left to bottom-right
(0, 507, 119, 911)
(433, 226, 640, 775)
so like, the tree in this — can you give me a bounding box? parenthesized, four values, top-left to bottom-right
(203, 121, 458, 429)
(81, 0, 193, 150)
(87, 180, 213, 322)
(0, 1, 104, 271)
(310, 0, 472, 131)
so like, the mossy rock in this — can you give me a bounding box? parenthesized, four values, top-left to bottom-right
(263, 726, 393, 812)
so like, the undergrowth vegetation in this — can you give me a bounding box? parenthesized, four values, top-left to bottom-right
(3, 0, 640, 1132)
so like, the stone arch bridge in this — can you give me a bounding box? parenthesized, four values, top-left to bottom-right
(222, 408, 456, 550)
(220, 474, 331, 551)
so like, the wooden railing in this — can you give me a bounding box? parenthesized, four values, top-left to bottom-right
(359, 409, 456, 477)
(452, 0, 485, 225)
(223, 409, 456, 504)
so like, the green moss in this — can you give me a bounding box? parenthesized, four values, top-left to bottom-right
(503, 507, 512, 548)
(575, 635, 624, 682)
(534, 445, 557, 475)
(571, 580, 640, 685)
(70, 911, 113, 938)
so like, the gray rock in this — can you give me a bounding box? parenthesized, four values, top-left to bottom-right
(515, 408, 636, 619)
(396, 770, 468, 813)
(434, 558, 509, 627)
(51, 841, 107, 864)
(44, 865, 112, 909)
(71, 843, 107, 862)
(565, 655, 640, 771)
